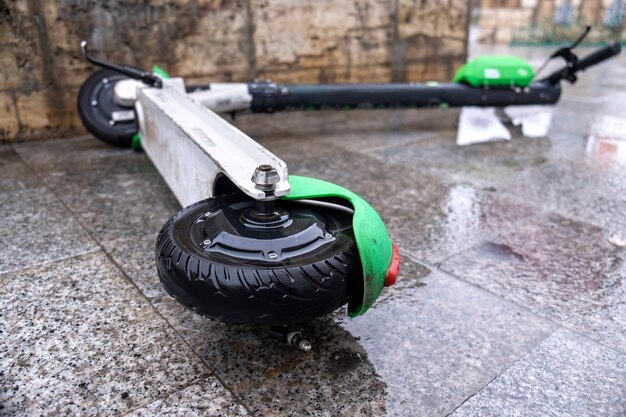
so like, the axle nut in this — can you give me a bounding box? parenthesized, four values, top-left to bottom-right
(252, 165, 280, 192)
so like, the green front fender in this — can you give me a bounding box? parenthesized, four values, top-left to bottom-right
(281, 175, 394, 316)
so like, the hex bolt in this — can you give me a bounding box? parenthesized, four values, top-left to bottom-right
(102, 77, 109, 84)
(324, 233, 333, 239)
(251, 165, 280, 193)
(202, 239, 211, 247)
(286, 331, 312, 352)
(298, 339, 312, 352)
(108, 120, 115, 126)
(268, 251, 278, 259)
(91, 100, 98, 107)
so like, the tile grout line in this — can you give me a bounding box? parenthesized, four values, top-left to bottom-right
(11, 142, 256, 416)
(399, 248, 553, 327)
(397, 247, 563, 416)
(442, 334, 547, 417)
(397, 189, 594, 330)
(442, 330, 562, 417)
(117, 375, 242, 417)
(471, 156, 626, 236)
(430, 200, 550, 268)
(441, 320, 626, 416)
(443, 373, 500, 417)
(0, 247, 101, 278)
(419, 191, 626, 358)
(401, 248, 626, 357)
(536, 322, 626, 358)
(358, 130, 444, 154)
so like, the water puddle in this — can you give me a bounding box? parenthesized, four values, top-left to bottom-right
(479, 241, 526, 262)
(442, 184, 482, 236)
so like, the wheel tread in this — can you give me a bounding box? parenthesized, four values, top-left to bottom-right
(155, 198, 360, 325)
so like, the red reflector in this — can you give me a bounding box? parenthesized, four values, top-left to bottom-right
(384, 243, 400, 287)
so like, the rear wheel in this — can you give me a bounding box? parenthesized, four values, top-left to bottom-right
(77, 69, 138, 147)
(155, 194, 361, 325)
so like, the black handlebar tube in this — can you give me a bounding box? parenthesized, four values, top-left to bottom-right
(543, 42, 621, 84)
(248, 81, 562, 113)
(249, 42, 621, 113)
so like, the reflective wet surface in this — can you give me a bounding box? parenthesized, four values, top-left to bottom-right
(2, 45, 626, 416)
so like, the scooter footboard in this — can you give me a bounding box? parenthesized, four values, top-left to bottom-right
(136, 78, 290, 207)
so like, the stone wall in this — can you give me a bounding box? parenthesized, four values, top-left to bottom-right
(478, 0, 626, 44)
(0, 0, 469, 143)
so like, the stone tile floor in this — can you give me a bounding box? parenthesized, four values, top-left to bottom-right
(1, 46, 626, 416)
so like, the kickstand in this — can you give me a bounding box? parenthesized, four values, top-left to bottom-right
(268, 326, 312, 352)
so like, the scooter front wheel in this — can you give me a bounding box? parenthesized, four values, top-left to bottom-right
(155, 194, 361, 325)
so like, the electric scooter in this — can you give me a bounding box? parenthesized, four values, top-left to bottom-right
(78, 26, 620, 148)
(76, 29, 619, 350)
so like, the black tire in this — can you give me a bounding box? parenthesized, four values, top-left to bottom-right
(155, 195, 362, 325)
(77, 69, 138, 147)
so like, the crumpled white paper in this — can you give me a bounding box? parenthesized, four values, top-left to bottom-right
(456, 107, 511, 146)
(457, 105, 554, 146)
(504, 105, 553, 137)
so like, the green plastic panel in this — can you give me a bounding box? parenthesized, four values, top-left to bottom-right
(281, 175, 393, 317)
(453, 55, 534, 87)
(131, 133, 142, 151)
(152, 65, 170, 79)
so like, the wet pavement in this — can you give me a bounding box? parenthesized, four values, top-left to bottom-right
(2, 45, 626, 416)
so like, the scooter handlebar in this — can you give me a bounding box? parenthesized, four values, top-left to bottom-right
(577, 42, 621, 71)
(544, 42, 621, 84)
